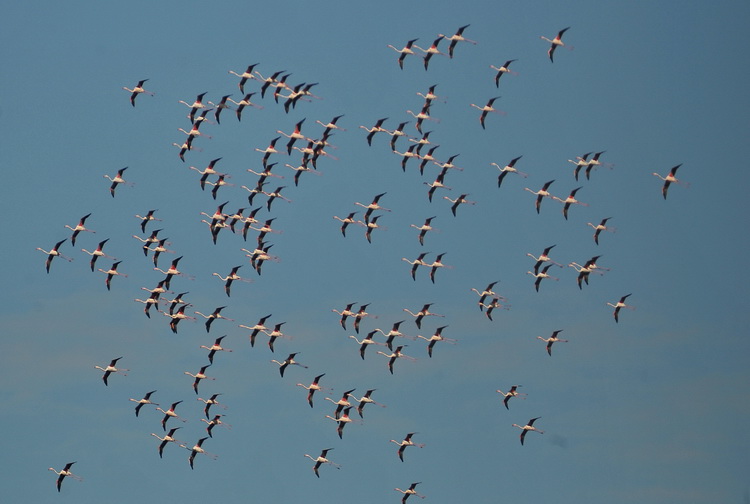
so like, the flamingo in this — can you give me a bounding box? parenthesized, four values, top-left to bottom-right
(316, 114, 346, 136)
(541, 27, 571, 63)
(156, 401, 187, 431)
(552, 186, 588, 220)
(49, 462, 81, 492)
(394, 144, 420, 172)
(333, 212, 363, 237)
(213, 265, 247, 297)
(406, 103, 437, 134)
(151, 427, 182, 458)
(177, 120, 212, 142)
(403, 303, 444, 329)
(228, 92, 263, 121)
(388, 121, 411, 151)
(569, 152, 592, 181)
(497, 385, 526, 410)
(440, 24, 476, 58)
(471, 281, 502, 311)
(584, 150, 607, 180)
(262, 322, 289, 352)
(81, 238, 114, 272)
(195, 306, 233, 333)
(653, 164, 686, 199)
(528, 244, 562, 274)
(527, 264, 559, 292)
(182, 437, 217, 470)
(325, 388, 356, 419)
(490, 59, 518, 87)
(360, 117, 389, 146)
(418, 145, 440, 175)
(482, 296, 509, 321)
(201, 414, 230, 438)
(271, 352, 307, 377)
(200, 335, 232, 364)
(262, 185, 292, 211)
(425, 169, 452, 202)
(417, 325, 456, 357)
(135, 209, 160, 233)
(428, 253, 451, 284)
(134, 228, 164, 257)
(277, 118, 309, 154)
(403, 252, 431, 281)
(513, 417, 544, 445)
(411, 216, 437, 246)
(304, 448, 340, 477)
(395, 482, 425, 503)
(569, 255, 606, 289)
(190, 157, 224, 191)
(123, 79, 153, 106)
(608, 293, 634, 323)
(94, 356, 128, 386)
(388, 38, 419, 69)
(228, 63, 259, 93)
(364, 214, 384, 243)
(134, 291, 160, 318)
(165, 304, 195, 333)
(433, 153, 463, 172)
(154, 255, 186, 290)
(130, 390, 158, 417)
(103, 167, 129, 197)
(470, 96, 504, 129)
(352, 303, 375, 334)
(255, 69, 286, 98)
(149, 237, 174, 268)
(588, 217, 614, 245)
(185, 364, 213, 395)
(178, 92, 208, 123)
(351, 389, 385, 417)
(172, 140, 193, 162)
(349, 330, 384, 360)
(297, 373, 328, 408)
(197, 393, 226, 418)
(415, 35, 446, 70)
(64, 213, 95, 246)
(376, 345, 415, 374)
(165, 291, 189, 315)
(416, 85, 442, 106)
(492, 156, 527, 188)
(207, 94, 232, 124)
(524, 179, 556, 213)
(391, 432, 425, 462)
(537, 330, 568, 356)
(98, 260, 127, 290)
(355, 192, 390, 223)
(332, 302, 358, 330)
(255, 136, 284, 168)
(444, 193, 476, 216)
(325, 406, 354, 439)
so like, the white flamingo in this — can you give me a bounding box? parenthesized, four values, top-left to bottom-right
(123, 79, 154, 106)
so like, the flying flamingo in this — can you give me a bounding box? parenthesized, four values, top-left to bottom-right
(403, 252, 431, 281)
(568, 152, 592, 181)
(360, 117, 389, 146)
(103, 167, 129, 197)
(262, 321, 290, 352)
(552, 186, 588, 220)
(130, 390, 158, 417)
(178, 92, 208, 123)
(403, 303, 444, 329)
(395, 482, 425, 503)
(332, 302, 358, 329)
(349, 330, 385, 360)
(200, 335, 233, 364)
(333, 212, 363, 237)
(304, 448, 340, 477)
(165, 304, 195, 333)
(133, 291, 160, 318)
(390, 432, 425, 462)
(541, 27, 571, 63)
(185, 364, 214, 395)
(190, 157, 224, 191)
(394, 144, 420, 172)
(418, 145, 440, 175)
(524, 179, 556, 213)
(387, 38, 419, 69)
(316, 114, 346, 136)
(497, 385, 526, 410)
(194, 305, 233, 333)
(37, 239, 72, 273)
(364, 215, 385, 243)
(527, 264, 559, 292)
(481, 296, 509, 321)
(653, 164, 686, 199)
(471, 281, 502, 311)
(376, 345, 416, 374)
(255, 136, 283, 168)
(156, 400, 187, 431)
(277, 118, 309, 154)
(297, 373, 329, 407)
(440, 24, 476, 58)
(271, 352, 307, 377)
(135, 209, 160, 233)
(410, 216, 437, 246)
(512, 417, 544, 445)
(151, 427, 182, 458)
(94, 356, 128, 386)
(351, 389, 386, 417)
(123, 79, 154, 106)
(154, 255, 188, 290)
(64, 213, 95, 246)
(228, 63, 259, 93)
(444, 193, 476, 216)
(537, 330, 568, 356)
(414, 35, 446, 70)
(428, 252, 452, 283)
(584, 150, 608, 180)
(608, 293, 634, 323)
(213, 265, 248, 297)
(325, 406, 355, 439)
(207, 94, 232, 124)
(417, 325, 456, 357)
(228, 92, 263, 121)
(197, 393, 226, 418)
(388, 121, 412, 150)
(352, 303, 375, 334)
(49, 462, 81, 492)
(406, 103, 438, 134)
(425, 169, 452, 202)
(355, 192, 390, 223)
(324, 388, 356, 419)
(470, 96, 504, 129)
(81, 238, 115, 272)
(149, 237, 174, 268)
(587, 217, 615, 245)
(569, 255, 605, 289)
(98, 260, 127, 290)
(492, 156, 527, 188)
(181, 437, 217, 470)
(528, 245, 562, 274)
(490, 59, 518, 87)
(201, 414, 230, 438)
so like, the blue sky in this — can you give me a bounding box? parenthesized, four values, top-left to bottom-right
(1, 1, 748, 502)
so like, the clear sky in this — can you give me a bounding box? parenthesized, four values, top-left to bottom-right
(1, 1, 748, 503)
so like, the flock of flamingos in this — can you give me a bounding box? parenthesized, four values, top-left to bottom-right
(41, 23, 687, 499)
